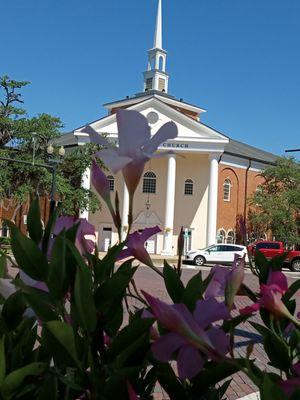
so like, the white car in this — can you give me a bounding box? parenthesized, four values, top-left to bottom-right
(186, 244, 248, 266)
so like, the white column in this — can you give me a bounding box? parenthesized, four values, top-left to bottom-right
(79, 167, 91, 220)
(161, 155, 176, 255)
(206, 153, 220, 246)
(121, 182, 129, 241)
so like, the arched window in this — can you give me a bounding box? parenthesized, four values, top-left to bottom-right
(159, 56, 164, 71)
(223, 179, 232, 201)
(143, 171, 156, 194)
(184, 179, 194, 196)
(226, 230, 235, 244)
(107, 175, 115, 192)
(217, 229, 226, 244)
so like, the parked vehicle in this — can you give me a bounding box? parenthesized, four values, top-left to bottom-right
(248, 241, 300, 272)
(185, 244, 248, 266)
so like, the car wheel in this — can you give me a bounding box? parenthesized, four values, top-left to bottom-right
(291, 259, 300, 272)
(194, 255, 206, 266)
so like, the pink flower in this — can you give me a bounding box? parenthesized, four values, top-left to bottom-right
(225, 255, 245, 309)
(118, 226, 161, 267)
(205, 255, 245, 307)
(91, 159, 111, 203)
(84, 109, 178, 196)
(240, 270, 293, 319)
(280, 362, 300, 397)
(142, 291, 230, 379)
(52, 217, 96, 255)
(91, 160, 120, 227)
(126, 381, 139, 400)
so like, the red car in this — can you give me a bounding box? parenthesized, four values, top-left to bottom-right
(248, 241, 300, 272)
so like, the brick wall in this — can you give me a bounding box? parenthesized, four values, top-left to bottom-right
(217, 164, 265, 240)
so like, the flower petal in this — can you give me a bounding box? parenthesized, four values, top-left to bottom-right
(117, 109, 151, 157)
(240, 302, 261, 315)
(194, 298, 231, 327)
(95, 149, 132, 174)
(91, 159, 111, 201)
(206, 327, 230, 357)
(83, 124, 112, 149)
(267, 271, 288, 293)
(151, 332, 185, 362)
(177, 345, 204, 379)
(0, 279, 16, 299)
(139, 226, 161, 242)
(205, 265, 230, 298)
(143, 121, 178, 155)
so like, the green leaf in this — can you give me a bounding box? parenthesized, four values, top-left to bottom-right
(44, 321, 81, 369)
(260, 374, 285, 400)
(41, 207, 59, 254)
(37, 375, 58, 400)
(192, 361, 239, 392)
(254, 251, 269, 284)
(0, 255, 7, 278)
(153, 362, 188, 400)
(163, 261, 184, 303)
(47, 232, 68, 299)
(0, 335, 5, 386)
(182, 271, 203, 310)
(1, 362, 47, 400)
(269, 252, 288, 271)
(27, 197, 43, 244)
(283, 279, 300, 302)
(2, 291, 26, 330)
(109, 318, 154, 358)
(94, 243, 124, 284)
(95, 261, 136, 312)
(8, 222, 48, 281)
(22, 287, 58, 322)
(251, 322, 290, 371)
(74, 261, 97, 332)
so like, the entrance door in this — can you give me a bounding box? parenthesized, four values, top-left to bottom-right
(101, 228, 112, 252)
(183, 228, 192, 255)
(145, 238, 156, 254)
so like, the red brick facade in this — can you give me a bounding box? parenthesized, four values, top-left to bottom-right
(0, 197, 50, 236)
(217, 164, 265, 242)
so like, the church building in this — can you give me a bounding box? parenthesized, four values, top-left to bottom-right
(59, 0, 277, 256)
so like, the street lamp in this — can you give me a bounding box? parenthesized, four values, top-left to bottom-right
(47, 144, 65, 215)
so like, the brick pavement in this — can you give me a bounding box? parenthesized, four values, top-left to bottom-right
(132, 264, 300, 400)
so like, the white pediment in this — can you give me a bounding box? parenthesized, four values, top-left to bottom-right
(133, 211, 163, 226)
(75, 97, 229, 152)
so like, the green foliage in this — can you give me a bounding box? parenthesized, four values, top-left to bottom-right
(249, 157, 300, 244)
(1, 200, 300, 399)
(0, 75, 100, 216)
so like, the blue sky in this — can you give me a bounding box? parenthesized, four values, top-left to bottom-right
(1, 0, 300, 157)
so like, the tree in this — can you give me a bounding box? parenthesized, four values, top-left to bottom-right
(248, 157, 300, 245)
(0, 76, 100, 217)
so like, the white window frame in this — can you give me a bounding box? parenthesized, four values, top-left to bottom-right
(184, 179, 194, 196)
(223, 178, 232, 202)
(143, 171, 157, 194)
(107, 175, 115, 192)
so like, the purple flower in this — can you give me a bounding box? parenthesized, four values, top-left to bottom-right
(118, 226, 161, 267)
(205, 255, 245, 306)
(142, 291, 230, 379)
(84, 109, 178, 197)
(53, 216, 96, 255)
(280, 362, 300, 397)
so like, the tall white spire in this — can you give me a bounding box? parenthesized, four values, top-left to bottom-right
(153, 0, 162, 49)
(143, 0, 169, 93)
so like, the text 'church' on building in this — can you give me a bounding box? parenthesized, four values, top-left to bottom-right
(57, 0, 277, 256)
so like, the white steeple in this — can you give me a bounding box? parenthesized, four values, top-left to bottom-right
(153, 0, 162, 49)
(143, 0, 169, 93)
